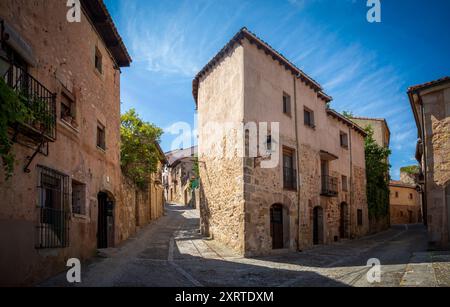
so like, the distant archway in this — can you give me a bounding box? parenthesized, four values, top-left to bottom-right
(313, 206, 324, 245)
(340, 202, 349, 239)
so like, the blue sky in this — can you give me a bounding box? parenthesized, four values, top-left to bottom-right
(104, 0, 450, 179)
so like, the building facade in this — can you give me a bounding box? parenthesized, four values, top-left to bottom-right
(164, 146, 198, 206)
(350, 117, 391, 233)
(389, 180, 422, 225)
(0, 0, 164, 286)
(409, 77, 450, 249)
(194, 28, 369, 256)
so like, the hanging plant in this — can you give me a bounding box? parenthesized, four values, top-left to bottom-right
(0, 77, 34, 179)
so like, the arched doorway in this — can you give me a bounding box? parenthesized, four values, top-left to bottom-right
(340, 202, 349, 239)
(270, 204, 286, 249)
(97, 192, 115, 249)
(313, 206, 324, 245)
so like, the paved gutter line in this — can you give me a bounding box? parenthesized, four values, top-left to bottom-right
(167, 212, 204, 287)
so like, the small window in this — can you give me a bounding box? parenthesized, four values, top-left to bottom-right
(340, 132, 349, 148)
(409, 193, 413, 200)
(95, 48, 103, 74)
(357, 209, 363, 226)
(342, 175, 348, 192)
(97, 122, 106, 150)
(72, 180, 86, 216)
(60, 92, 76, 125)
(283, 147, 296, 190)
(395, 191, 399, 198)
(267, 135, 272, 152)
(283, 93, 291, 116)
(304, 108, 315, 128)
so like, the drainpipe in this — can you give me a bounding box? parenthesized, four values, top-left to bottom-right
(348, 126, 353, 237)
(419, 95, 428, 227)
(293, 75, 301, 251)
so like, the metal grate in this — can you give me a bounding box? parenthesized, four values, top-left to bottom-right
(283, 167, 297, 190)
(36, 166, 70, 249)
(321, 175, 338, 197)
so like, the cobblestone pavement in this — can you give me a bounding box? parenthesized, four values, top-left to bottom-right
(41, 205, 450, 287)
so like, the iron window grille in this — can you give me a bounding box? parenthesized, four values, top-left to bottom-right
(36, 166, 70, 249)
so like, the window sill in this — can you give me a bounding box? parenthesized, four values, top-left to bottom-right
(73, 213, 88, 220)
(305, 125, 316, 130)
(60, 119, 79, 133)
(283, 187, 298, 192)
(97, 146, 106, 153)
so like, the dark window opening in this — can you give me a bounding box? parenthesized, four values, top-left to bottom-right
(95, 48, 103, 74)
(283, 93, 291, 116)
(304, 108, 315, 128)
(340, 132, 349, 148)
(60, 91, 76, 126)
(357, 209, 363, 226)
(283, 147, 297, 190)
(342, 175, 348, 192)
(72, 180, 86, 216)
(97, 122, 106, 150)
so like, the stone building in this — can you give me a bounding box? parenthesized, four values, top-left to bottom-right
(389, 180, 422, 225)
(164, 146, 198, 206)
(350, 117, 391, 233)
(193, 28, 369, 256)
(0, 0, 164, 286)
(408, 77, 450, 249)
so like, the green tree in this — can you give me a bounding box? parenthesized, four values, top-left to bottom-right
(120, 109, 163, 189)
(364, 126, 391, 218)
(342, 111, 354, 119)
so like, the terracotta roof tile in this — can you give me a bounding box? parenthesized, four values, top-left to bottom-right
(408, 76, 450, 93)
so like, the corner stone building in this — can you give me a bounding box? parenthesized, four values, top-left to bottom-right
(389, 180, 422, 225)
(409, 77, 450, 249)
(0, 0, 133, 285)
(194, 28, 369, 256)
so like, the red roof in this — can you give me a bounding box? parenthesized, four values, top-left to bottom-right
(408, 76, 450, 93)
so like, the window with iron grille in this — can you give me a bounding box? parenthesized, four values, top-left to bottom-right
(36, 166, 70, 249)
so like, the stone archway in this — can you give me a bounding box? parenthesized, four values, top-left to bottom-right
(313, 206, 324, 245)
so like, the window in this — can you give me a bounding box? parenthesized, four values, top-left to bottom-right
(283, 147, 296, 190)
(37, 166, 70, 249)
(304, 108, 315, 128)
(97, 122, 106, 150)
(60, 91, 76, 126)
(340, 132, 349, 148)
(72, 180, 86, 216)
(395, 191, 399, 198)
(267, 135, 272, 152)
(342, 175, 348, 192)
(283, 93, 291, 116)
(95, 47, 103, 74)
(357, 209, 363, 226)
(409, 193, 413, 200)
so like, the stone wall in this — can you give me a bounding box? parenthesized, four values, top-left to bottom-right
(421, 85, 450, 248)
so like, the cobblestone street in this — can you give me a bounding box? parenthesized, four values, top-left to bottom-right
(42, 204, 450, 287)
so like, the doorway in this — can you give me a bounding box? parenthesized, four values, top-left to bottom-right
(340, 202, 349, 239)
(313, 206, 324, 245)
(271, 204, 284, 249)
(97, 192, 115, 249)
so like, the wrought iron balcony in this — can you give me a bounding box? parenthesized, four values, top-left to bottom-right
(283, 167, 297, 190)
(321, 175, 338, 197)
(3, 64, 56, 141)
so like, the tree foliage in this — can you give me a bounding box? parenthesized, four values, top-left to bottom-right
(400, 165, 419, 175)
(364, 126, 391, 218)
(120, 109, 163, 189)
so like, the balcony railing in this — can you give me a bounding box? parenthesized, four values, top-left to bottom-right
(321, 175, 338, 197)
(3, 64, 56, 141)
(283, 167, 297, 190)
